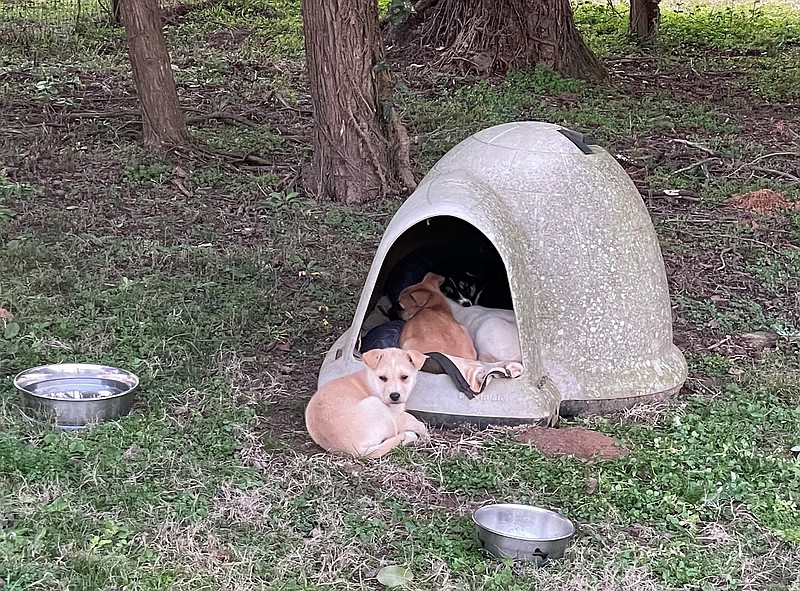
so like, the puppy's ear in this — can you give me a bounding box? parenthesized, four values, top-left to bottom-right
(423, 272, 446, 287)
(363, 349, 383, 369)
(399, 288, 428, 317)
(406, 350, 427, 370)
(410, 288, 431, 309)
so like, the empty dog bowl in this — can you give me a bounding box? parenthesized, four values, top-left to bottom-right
(473, 503, 575, 564)
(13, 363, 139, 429)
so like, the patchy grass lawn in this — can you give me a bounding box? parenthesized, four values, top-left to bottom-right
(1, 1, 800, 590)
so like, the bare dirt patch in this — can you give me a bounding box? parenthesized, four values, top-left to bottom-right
(729, 188, 800, 216)
(516, 426, 629, 460)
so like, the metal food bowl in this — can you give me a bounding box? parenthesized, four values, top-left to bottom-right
(473, 503, 575, 565)
(13, 363, 139, 429)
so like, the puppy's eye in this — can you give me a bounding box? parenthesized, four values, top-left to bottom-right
(379, 376, 388, 382)
(400, 375, 409, 381)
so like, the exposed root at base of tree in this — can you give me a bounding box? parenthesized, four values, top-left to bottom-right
(393, 0, 606, 81)
(387, 108, 418, 191)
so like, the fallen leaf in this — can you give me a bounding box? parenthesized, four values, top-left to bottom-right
(377, 565, 414, 588)
(0, 308, 11, 320)
(171, 177, 193, 198)
(122, 444, 142, 461)
(4, 322, 20, 339)
(586, 476, 599, 494)
(211, 549, 233, 562)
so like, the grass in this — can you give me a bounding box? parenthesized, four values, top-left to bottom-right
(2, 0, 800, 589)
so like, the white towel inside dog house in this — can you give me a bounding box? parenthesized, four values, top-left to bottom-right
(318, 121, 688, 426)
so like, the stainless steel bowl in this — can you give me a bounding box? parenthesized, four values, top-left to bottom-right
(473, 503, 575, 564)
(13, 363, 139, 428)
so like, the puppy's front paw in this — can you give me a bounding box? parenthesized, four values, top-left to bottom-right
(402, 430, 420, 445)
(503, 362, 524, 379)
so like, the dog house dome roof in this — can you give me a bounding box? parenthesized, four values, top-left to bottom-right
(319, 121, 687, 425)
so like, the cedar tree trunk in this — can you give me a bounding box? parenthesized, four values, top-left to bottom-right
(119, 0, 191, 148)
(629, 0, 660, 41)
(416, 0, 606, 81)
(301, 0, 416, 204)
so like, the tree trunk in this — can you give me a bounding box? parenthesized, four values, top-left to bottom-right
(629, 0, 660, 41)
(119, 0, 191, 148)
(301, 0, 416, 204)
(413, 0, 606, 81)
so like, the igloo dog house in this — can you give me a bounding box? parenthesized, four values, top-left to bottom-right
(319, 121, 687, 426)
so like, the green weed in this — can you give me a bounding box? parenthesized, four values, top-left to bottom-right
(121, 161, 173, 187)
(191, 125, 285, 156)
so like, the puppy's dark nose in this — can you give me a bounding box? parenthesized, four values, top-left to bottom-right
(389, 392, 400, 402)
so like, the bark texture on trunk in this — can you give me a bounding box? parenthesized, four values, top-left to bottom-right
(416, 0, 606, 81)
(119, 0, 191, 148)
(629, 0, 660, 41)
(301, 0, 416, 204)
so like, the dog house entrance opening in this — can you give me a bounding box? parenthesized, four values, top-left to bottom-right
(358, 216, 515, 355)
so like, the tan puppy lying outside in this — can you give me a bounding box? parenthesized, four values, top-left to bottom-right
(397, 272, 478, 360)
(305, 348, 429, 458)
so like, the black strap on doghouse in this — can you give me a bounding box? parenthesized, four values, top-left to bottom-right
(422, 352, 486, 400)
(557, 128, 596, 155)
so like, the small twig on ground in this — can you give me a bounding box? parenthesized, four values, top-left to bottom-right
(716, 247, 733, 271)
(41, 109, 259, 128)
(59, 109, 140, 118)
(751, 166, 800, 183)
(193, 144, 273, 167)
(672, 157, 721, 176)
(711, 234, 780, 252)
(268, 90, 312, 114)
(0, 127, 33, 136)
(670, 138, 717, 155)
(727, 151, 800, 178)
(707, 335, 732, 351)
(186, 112, 259, 127)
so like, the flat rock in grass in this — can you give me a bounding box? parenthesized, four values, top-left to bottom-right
(738, 330, 779, 351)
(517, 427, 629, 461)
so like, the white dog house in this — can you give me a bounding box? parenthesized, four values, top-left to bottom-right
(318, 121, 687, 426)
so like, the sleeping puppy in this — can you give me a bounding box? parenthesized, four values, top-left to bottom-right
(397, 273, 478, 360)
(305, 348, 428, 458)
(446, 299, 521, 363)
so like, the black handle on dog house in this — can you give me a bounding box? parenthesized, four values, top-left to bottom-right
(558, 128, 597, 154)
